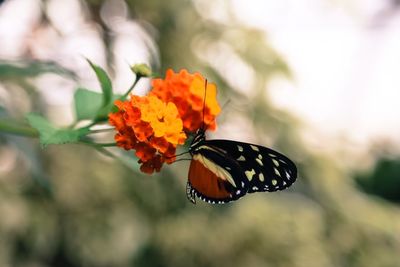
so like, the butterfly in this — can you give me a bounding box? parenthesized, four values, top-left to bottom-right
(186, 127, 297, 204)
(182, 79, 297, 204)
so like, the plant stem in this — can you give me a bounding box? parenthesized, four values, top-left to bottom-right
(93, 146, 116, 158)
(79, 140, 116, 158)
(0, 119, 39, 137)
(122, 76, 142, 99)
(88, 128, 115, 134)
(68, 120, 79, 129)
(79, 139, 116, 147)
(81, 120, 98, 130)
(97, 142, 117, 147)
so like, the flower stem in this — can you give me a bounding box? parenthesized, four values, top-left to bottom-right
(79, 140, 116, 158)
(122, 76, 142, 100)
(0, 119, 39, 137)
(82, 121, 98, 129)
(88, 128, 115, 134)
(68, 120, 79, 129)
(93, 146, 116, 158)
(79, 139, 116, 147)
(97, 142, 117, 147)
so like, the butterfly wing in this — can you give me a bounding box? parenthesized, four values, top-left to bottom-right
(204, 140, 297, 193)
(188, 144, 250, 204)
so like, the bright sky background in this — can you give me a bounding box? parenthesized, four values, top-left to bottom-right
(230, 0, 400, 154)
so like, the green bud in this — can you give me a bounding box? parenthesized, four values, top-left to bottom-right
(131, 63, 152, 78)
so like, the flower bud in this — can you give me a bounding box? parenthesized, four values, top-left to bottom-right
(131, 63, 152, 78)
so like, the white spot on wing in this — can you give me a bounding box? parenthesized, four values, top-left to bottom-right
(245, 169, 256, 181)
(238, 145, 243, 152)
(272, 159, 279, 167)
(256, 158, 263, 166)
(252, 186, 258, 190)
(251, 145, 259, 151)
(274, 168, 281, 176)
(272, 179, 278, 186)
(259, 173, 265, 182)
(237, 155, 246, 161)
(258, 154, 263, 159)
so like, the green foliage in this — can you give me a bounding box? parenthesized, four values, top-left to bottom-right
(76, 59, 133, 122)
(85, 59, 116, 122)
(74, 88, 121, 121)
(356, 157, 400, 203)
(0, 60, 76, 80)
(74, 88, 105, 120)
(86, 59, 113, 107)
(26, 113, 90, 147)
(0, 118, 38, 137)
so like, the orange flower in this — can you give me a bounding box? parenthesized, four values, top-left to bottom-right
(150, 69, 221, 133)
(140, 96, 186, 145)
(109, 95, 187, 174)
(109, 68, 221, 174)
(139, 155, 164, 174)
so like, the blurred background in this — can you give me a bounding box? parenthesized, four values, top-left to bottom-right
(1, 0, 400, 266)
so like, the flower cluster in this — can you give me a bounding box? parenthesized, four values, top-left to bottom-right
(109, 69, 221, 174)
(150, 69, 221, 132)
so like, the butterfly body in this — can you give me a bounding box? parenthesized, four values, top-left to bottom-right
(187, 129, 297, 204)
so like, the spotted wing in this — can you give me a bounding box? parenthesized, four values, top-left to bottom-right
(188, 145, 250, 204)
(204, 140, 297, 193)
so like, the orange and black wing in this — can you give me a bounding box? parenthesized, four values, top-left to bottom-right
(205, 140, 297, 193)
(187, 139, 297, 204)
(187, 145, 249, 204)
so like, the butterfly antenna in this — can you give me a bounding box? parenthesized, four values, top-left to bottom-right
(201, 79, 207, 131)
(221, 98, 231, 110)
(171, 158, 192, 163)
(165, 151, 191, 159)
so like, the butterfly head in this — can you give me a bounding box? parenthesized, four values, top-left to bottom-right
(189, 128, 206, 153)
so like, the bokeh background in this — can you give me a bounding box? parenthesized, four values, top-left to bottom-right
(1, 0, 400, 266)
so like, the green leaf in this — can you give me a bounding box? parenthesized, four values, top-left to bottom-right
(0, 60, 76, 80)
(74, 88, 122, 121)
(26, 113, 90, 147)
(86, 59, 113, 107)
(74, 88, 104, 120)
